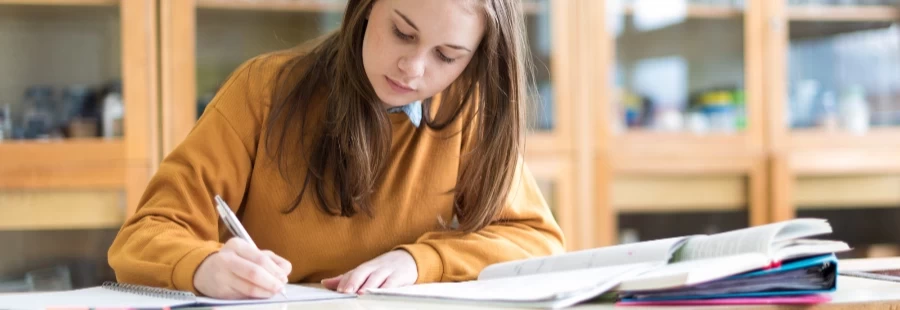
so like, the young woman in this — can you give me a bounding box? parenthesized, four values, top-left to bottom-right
(108, 0, 564, 299)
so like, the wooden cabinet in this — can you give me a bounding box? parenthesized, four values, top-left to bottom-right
(3, 0, 897, 252)
(0, 0, 158, 230)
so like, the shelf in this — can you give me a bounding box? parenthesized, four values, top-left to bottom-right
(623, 4, 744, 20)
(0, 190, 124, 231)
(611, 130, 753, 153)
(789, 148, 900, 175)
(790, 128, 900, 150)
(0, 0, 117, 6)
(0, 139, 130, 189)
(789, 20, 895, 39)
(788, 5, 900, 22)
(196, 0, 545, 14)
(788, 128, 900, 175)
(603, 131, 760, 174)
(611, 152, 760, 175)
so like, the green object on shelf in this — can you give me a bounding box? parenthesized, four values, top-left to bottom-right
(733, 89, 747, 131)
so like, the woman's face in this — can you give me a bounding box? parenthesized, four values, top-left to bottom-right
(362, 0, 485, 108)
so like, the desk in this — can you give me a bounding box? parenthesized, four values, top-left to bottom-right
(201, 277, 900, 310)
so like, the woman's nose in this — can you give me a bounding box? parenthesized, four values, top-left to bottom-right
(398, 52, 425, 78)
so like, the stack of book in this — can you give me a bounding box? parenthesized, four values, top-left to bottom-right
(364, 218, 850, 308)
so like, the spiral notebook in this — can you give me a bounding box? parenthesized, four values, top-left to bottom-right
(0, 281, 354, 309)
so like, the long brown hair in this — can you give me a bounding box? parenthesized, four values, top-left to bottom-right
(266, 0, 533, 233)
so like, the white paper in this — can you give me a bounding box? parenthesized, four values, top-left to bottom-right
(0, 284, 352, 309)
(477, 237, 688, 280)
(0, 287, 193, 309)
(618, 253, 770, 291)
(366, 263, 655, 306)
(772, 240, 850, 262)
(633, 0, 687, 32)
(196, 284, 353, 305)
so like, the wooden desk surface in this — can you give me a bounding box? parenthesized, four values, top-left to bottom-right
(206, 276, 900, 310)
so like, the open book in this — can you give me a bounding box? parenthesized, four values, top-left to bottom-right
(364, 218, 849, 309)
(0, 281, 353, 309)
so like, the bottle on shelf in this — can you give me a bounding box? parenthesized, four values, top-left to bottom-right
(839, 85, 871, 135)
(815, 90, 839, 131)
(0, 103, 9, 142)
(686, 87, 744, 134)
(62, 86, 99, 138)
(790, 79, 820, 129)
(701, 91, 737, 133)
(21, 86, 60, 140)
(733, 89, 747, 131)
(537, 80, 554, 130)
(101, 81, 124, 139)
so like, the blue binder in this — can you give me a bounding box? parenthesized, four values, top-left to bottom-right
(621, 254, 838, 302)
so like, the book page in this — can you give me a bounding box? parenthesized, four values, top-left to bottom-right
(366, 263, 655, 304)
(771, 219, 831, 242)
(478, 237, 689, 281)
(772, 240, 850, 261)
(674, 221, 796, 262)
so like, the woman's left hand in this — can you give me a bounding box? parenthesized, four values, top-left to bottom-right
(322, 250, 418, 294)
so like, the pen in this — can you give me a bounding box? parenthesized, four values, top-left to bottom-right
(214, 195, 288, 298)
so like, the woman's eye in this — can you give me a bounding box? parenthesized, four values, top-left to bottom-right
(392, 25, 413, 41)
(436, 50, 455, 64)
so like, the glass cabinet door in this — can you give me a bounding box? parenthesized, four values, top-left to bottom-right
(0, 0, 158, 292)
(522, 0, 580, 249)
(785, 1, 899, 136)
(194, 1, 344, 120)
(593, 0, 767, 247)
(522, 0, 577, 153)
(770, 0, 900, 259)
(161, 0, 345, 154)
(610, 0, 756, 138)
(1, 4, 122, 142)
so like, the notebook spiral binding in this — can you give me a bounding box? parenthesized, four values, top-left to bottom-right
(102, 281, 196, 300)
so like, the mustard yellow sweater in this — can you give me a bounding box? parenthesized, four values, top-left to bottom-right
(107, 50, 565, 294)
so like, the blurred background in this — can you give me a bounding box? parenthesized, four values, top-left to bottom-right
(1, 0, 899, 292)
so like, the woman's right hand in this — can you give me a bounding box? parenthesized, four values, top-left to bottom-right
(194, 238, 292, 299)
